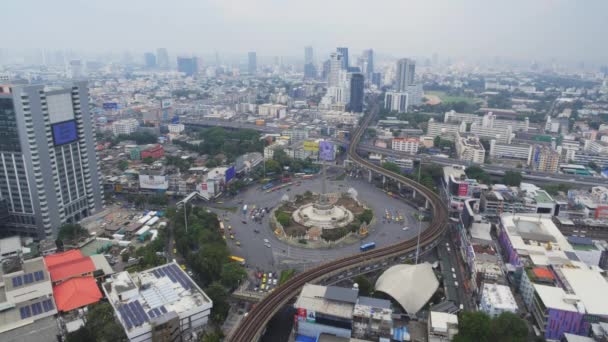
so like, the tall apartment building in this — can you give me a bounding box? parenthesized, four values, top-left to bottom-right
(348, 72, 364, 113)
(392, 138, 419, 154)
(384, 92, 409, 113)
(328, 52, 344, 87)
(455, 133, 485, 164)
(0, 82, 103, 239)
(531, 145, 560, 173)
(176, 56, 198, 77)
(336, 47, 349, 70)
(248, 52, 257, 75)
(156, 48, 169, 69)
(112, 118, 139, 136)
(470, 122, 513, 144)
(395, 58, 415, 92)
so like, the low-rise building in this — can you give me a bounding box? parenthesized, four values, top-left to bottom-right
(489, 140, 532, 163)
(455, 133, 485, 164)
(112, 118, 139, 136)
(352, 296, 393, 340)
(167, 123, 185, 134)
(392, 137, 419, 154)
(427, 118, 465, 141)
(103, 261, 213, 342)
(479, 283, 518, 318)
(427, 311, 459, 342)
(141, 145, 164, 160)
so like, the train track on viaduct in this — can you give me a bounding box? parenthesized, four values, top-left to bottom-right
(229, 105, 449, 341)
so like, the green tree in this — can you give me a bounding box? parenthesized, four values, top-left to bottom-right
(57, 223, 88, 242)
(382, 162, 401, 174)
(220, 262, 247, 289)
(588, 161, 600, 172)
(491, 312, 528, 342)
(118, 160, 129, 171)
(143, 156, 155, 164)
(502, 171, 523, 186)
(67, 302, 127, 342)
(465, 166, 491, 184)
(265, 159, 282, 174)
(353, 275, 373, 296)
(454, 311, 492, 342)
(199, 330, 224, 342)
(276, 211, 291, 226)
(357, 209, 374, 225)
(205, 282, 230, 323)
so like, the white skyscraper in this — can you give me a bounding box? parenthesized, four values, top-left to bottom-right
(328, 52, 343, 87)
(396, 58, 416, 92)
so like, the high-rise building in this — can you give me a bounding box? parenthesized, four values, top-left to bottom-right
(322, 59, 331, 81)
(69, 60, 83, 79)
(328, 52, 343, 87)
(0, 82, 103, 239)
(304, 46, 313, 64)
(144, 52, 156, 69)
(362, 49, 374, 79)
(348, 72, 364, 113)
(156, 48, 169, 69)
(384, 92, 409, 113)
(177, 56, 198, 77)
(248, 52, 257, 75)
(396, 58, 416, 92)
(337, 47, 349, 70)
(304, 63, 317, 80)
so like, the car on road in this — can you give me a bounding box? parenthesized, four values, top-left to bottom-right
(264, 243, 271, 248)
(451, 267, 455, 272)
(273, 279, 277, 285)
(261, 284, 266, 291)
(236, 241, 241, 246)
(242, 220, 247, 224)
(263, 238, 269, 243)
(230, 234, 235, 239)
(402, 227, 409, 231)
(173, 248, 177, 254)
(253, 229, 260, 233)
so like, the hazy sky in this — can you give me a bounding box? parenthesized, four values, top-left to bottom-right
(4, 0, 608, 62)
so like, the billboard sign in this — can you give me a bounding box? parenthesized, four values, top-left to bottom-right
(207, 179, 216, 197)
(225, 166, 236, 183)
(296, 308, 307, 321)
(458, 183, 469, 197)
(52, 120, 78, 145)
(171, 115, 180, 124)
(319, 141, 334, 161)
(103, 102, 118, 110)
(161, 99, 172, 108)
(138, 175, 169, 190)
(303, 140, 319, 152)
(306, 310, 316, 323)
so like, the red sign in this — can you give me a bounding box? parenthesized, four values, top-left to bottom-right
(297, 308, 307, 321)
(458, 183, 469, 197)
(595, 206, 608, 219)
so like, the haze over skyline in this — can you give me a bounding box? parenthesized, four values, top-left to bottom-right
(4, 0, 608, 63)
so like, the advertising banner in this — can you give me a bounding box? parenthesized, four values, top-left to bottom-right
(306, 310, 316, 323)
(303, 140, 319, 152)
(319, 141, 334, 161)
(225, 166, 236, 183)
(458, 183, 469, 197)
(161, 99, 172, 108)
(138, 175, 169, 190)
(297, 308, 307, 321)
(103, 102, 118, 110)
(52, 120, 78, 145)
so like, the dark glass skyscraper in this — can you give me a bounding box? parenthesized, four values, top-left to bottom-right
(0, 82, 103, 239)
(348, 72, 364, 113)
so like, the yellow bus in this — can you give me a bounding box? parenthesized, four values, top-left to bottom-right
(229, 256, 246, 265)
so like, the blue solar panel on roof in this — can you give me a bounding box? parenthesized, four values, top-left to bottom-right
(119, 306, 133, 330)
(130, 302, 144, 326)
(157, 268, 166, 277)
(153, 308, 160, 316)
(160, 306, 167, 314)
(42, 299, 54, 312)
(133, 300, 149, 322)
(34, 271, 44, 281)
(148, 309, 156, 318)
(12, 277, 20, 288)
(124, 303, 139, 326)
(152, 269, 160, 278)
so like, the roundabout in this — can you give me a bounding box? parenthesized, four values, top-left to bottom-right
(207, 166, 428, 273)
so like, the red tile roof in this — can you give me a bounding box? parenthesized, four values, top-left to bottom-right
(44, 250, 96, 283)
(53, 277, 102, 312)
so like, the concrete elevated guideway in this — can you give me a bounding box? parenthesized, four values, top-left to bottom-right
(357, 144, 607, 187)
(229, 99, 449, 342)
(183, 117, 607, 187)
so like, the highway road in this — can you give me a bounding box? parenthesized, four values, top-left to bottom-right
(208, 170, 424, 275)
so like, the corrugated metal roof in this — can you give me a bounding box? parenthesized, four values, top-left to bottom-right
(323, 286, 358, 304)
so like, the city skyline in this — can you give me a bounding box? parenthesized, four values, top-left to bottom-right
(3, 0, 608, 63)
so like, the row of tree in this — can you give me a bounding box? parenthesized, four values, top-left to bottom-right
(454, 311, 529, 342)
(174, 127, 261, 161)
(168, 206, 247, 324)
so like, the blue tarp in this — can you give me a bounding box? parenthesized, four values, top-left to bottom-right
(393, 326, 410, 341)
(295, 335, 316, 342)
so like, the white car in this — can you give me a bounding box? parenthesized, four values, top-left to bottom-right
(264, 243, 271, 248)
(263, 238, 269, 243)
(402, 227, 409, 231)
(273, 279, 277, 285)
